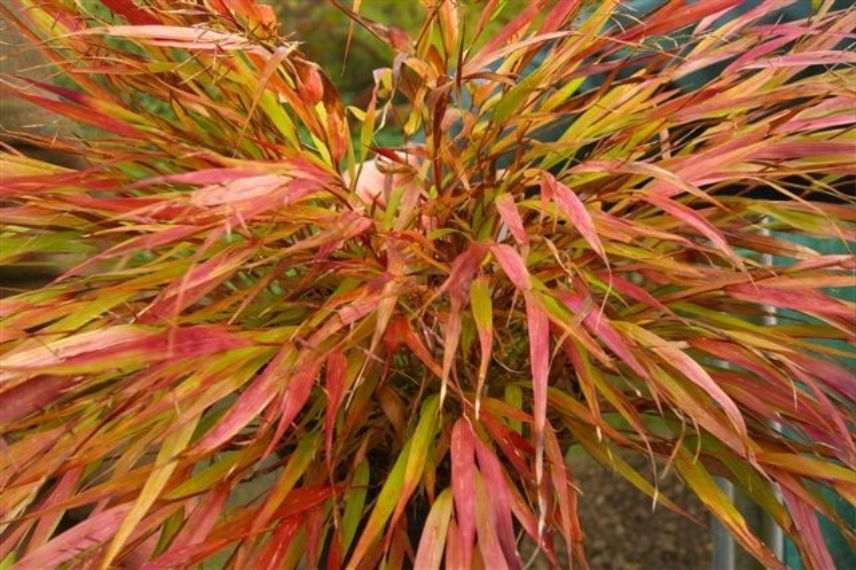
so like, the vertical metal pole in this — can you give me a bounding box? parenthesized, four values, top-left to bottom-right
(712, 227, 784, 570)
(712, 480, 737, 570)
(712, 347, 740, 569)
(761, 235, 785, 562)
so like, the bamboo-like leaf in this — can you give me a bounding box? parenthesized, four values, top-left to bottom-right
(545, 422, 582, 564)
(620, 323, 748, 445)
(193, 345, 295, 454)
(474, 473, 510, 570)
(100, 0, 158, 25)
(675, 449, 784, 570)
(324, 350, 348, 463)
(15, 504, 132, 570)
(341, 460, 370, 555)
(348, 396, 438, 568)
(492, 244, 531, 291)
(413, 489, 454, 570)
(781, 488, 836, 570)
(451, 419, 477, 570)
(474, 438, 521, 568)
(252, 432, 320, 534)
(266, 358, 322, 456)
(26, 467, 84, 551)
(495, 193, 530, 247)
(525, 291, 551, 493)
(0, 325, 246, 380)
(470, 275, 494, 417)
(101, 415, 199, 569)
(645, 194, 742, 267)
(542, 173, 607, 262)
(391, 395, 441, 529)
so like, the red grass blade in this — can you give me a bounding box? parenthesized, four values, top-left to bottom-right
(451, 419, 477, 569)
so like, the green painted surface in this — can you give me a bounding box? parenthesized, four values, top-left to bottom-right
(775, 234, 855, 569)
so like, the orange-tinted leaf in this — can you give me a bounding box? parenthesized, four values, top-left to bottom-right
(266, 358, 322, 455)
(675, 449, 784, 570)
(391, 395, 440, 530)
(101, 0, 158, 25)
(324, 350, 348, 463)
(727, 283, 855, 323)
(545, 422, 582, 563)
(101, 414, 200, 569)
(0, 325, 247, 380)
(440, 243, 488, 303)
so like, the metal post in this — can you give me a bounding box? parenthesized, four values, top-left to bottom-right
(712, 229, 784, 570)
(760, 240, 785, 562)
(712, 480, 737, 569)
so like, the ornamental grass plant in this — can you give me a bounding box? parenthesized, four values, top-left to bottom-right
(0, 1, 854, 568)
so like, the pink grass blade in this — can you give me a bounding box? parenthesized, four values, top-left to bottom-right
(192, 345, 293, 454)
(474, 438, 522, 569)
(450, 419, 477, 569)
(14, 504, 132, 570)
(413, 489, 454, 570)
(492, 244, 531, 291)
(542, 173, 607, 262)
(495, 193, 530, 247)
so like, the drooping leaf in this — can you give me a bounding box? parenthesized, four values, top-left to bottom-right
(413, 489, 454, 570)
(451, 419, 477, 570)
(470, 276, 494, 417)
(542, 173, 606, 262)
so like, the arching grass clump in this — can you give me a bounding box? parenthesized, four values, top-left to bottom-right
(1, 1, 854, 568)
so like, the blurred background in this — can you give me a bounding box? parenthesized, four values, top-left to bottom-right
(268, 0, 528, 104)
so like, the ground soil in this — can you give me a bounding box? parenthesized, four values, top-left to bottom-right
(572, 454, 713, 569)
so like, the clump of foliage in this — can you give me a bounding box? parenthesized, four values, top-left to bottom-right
(1, 1, 855, 568)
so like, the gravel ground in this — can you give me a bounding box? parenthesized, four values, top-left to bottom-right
(572, 454, 713, 569)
